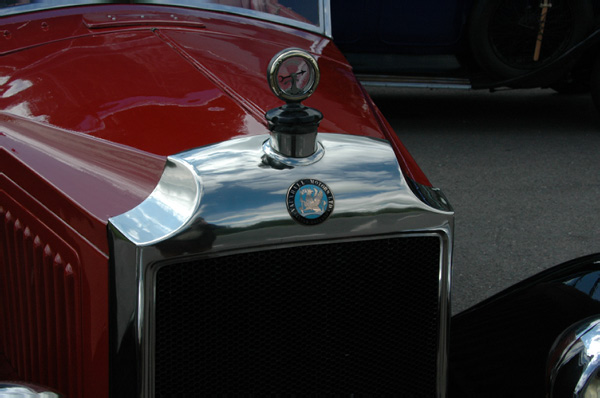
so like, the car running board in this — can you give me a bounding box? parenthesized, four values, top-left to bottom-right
(357, 74, 472, 90)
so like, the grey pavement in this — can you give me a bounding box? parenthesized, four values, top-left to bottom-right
(369, 87, 600, 314)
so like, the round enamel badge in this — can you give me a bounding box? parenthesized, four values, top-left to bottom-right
(286, 179, 334, 225)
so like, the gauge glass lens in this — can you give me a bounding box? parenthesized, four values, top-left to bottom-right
(276, 56, 315, 98)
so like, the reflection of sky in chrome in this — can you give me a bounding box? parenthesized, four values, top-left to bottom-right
(588, 334, 600, 356)
(574, 323, 600, 394)
(112, 159, 200, 245)
(179, 134, 415, 229)
(565, 271, 600, 302)
(112, 133, 439, 246)
(0, 386, 59, 398)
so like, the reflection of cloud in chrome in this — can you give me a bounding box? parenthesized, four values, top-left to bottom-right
(174, 134, 415, 229)
(112, 159, 201, 245)
(202, 189, 421, 231)
(199, 182, 409, 229)
(200, 202, 284, 227)
(189, 144, 398, 191)
(111, 133, 439, 247)
(589, 335, 600, 357)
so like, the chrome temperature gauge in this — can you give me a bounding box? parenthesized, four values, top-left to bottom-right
(267, 48, 320, 103)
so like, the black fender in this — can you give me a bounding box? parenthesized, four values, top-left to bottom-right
(449, 253, 600, 398)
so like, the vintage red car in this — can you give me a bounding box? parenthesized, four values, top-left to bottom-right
(1, 1, 599, 398)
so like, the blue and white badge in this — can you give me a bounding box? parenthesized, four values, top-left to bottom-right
(286, 179, 334, 225)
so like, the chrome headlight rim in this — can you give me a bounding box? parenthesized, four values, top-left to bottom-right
(547, 317, 600, 398)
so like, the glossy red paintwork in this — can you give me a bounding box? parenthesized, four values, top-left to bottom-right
(1, 176, 108, 398)
(0, 4, 431, 397)
(1, 112, 165, 397)
(0, 114, 165, 249)
(0, 4, 428, 186)
(359, 84, 432, 186)
(0, 5, 381, 154)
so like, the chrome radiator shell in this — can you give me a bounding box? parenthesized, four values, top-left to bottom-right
(108, 133, 454, 398)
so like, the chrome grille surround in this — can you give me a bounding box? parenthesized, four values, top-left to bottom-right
(108, 133, 454, 398)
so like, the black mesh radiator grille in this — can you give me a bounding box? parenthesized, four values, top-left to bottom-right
(154, 236, 442, 396)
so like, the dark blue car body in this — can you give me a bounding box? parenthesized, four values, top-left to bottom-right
(332, 0, 600, 94)
(333, 0, 473, 54)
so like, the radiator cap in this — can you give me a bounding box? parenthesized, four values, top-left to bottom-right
(265, 48, 322, 159)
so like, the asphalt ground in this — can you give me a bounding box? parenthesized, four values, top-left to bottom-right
(369, 87, 600, 314)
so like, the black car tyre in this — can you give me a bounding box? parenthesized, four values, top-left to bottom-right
(469, 0, 593, 80)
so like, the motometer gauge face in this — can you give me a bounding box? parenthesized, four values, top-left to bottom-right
(267, 48, 320, 103)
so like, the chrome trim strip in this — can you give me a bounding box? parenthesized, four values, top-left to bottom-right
(0, 0, 114, 16)
(136, 1, 326, 35)
(322, 0, 332, 38)
(0, 1, 329, 37)
(108, 133, 454, 398)
(438, 230, 452, 398)
(358, 75, 472, 90)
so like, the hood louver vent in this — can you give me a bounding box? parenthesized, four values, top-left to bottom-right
(0, 204, 82, 398)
